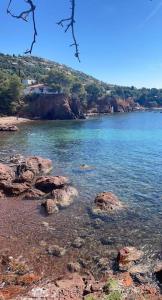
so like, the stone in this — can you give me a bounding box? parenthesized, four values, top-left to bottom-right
(23, 188, 45, 200)
(0, 125, 18, 131)
(94, 192, 123, 213)
(42, 199, 59, 214)
(18, 170, 35, 183)
(47, 245, 66, 257)
(67, 262, 81, 273)
(35, 176, 69, 193)
(25, 156, 53, 175)
(118, 247, 144, 271)
(72, 237, 85, 249)
(0, 163, 15, 182)
(1, 182, 31, 196)
(51, 186, 78, 208)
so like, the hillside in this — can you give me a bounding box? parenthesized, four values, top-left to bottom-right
(0, 53, 162, 119)
(0, 53, 110, 88)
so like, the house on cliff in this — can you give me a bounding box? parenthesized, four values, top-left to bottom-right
(24, 83, 60, 96)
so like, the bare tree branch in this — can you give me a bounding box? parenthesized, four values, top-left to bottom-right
(7, 0, 80, 61)
(57, 0, 80, 62)
(7, 0, 37, 54)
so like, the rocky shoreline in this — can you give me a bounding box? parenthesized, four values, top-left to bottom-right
(0, 155, 162, 299)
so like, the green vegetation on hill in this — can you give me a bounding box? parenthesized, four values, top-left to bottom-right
(0, 53, 162, 116)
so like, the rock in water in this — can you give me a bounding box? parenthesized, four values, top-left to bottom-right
(25, 156, 53, 175)
(51, 186, 78, 208)
(35, 176, 69, 193)
(92, 192, 124, 215)
(42, 199, 59, 215)
(47, 245, 66, 257)
(72, 237, 85, 249)
(118, 246, 144, 271)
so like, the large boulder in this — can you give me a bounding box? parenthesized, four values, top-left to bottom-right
(18, 170, 35, 183)
(0, 163, 15, 182)
(0, 181, 30, 197)
(16, 156, 52, 177)
(35, 176, 69, 193)
(51, 186, 78, 208)
(92, 192, 124, 215)
(118, 247, 144, 271)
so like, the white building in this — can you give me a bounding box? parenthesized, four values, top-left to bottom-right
(24, 84, 60, 95)
(22, 79, 36, 86)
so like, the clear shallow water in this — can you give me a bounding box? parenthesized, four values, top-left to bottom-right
(0, 111, 162, 276)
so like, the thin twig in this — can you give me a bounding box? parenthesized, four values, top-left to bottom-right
(7, 0, 37, 54)
(57, 0, 80, 62)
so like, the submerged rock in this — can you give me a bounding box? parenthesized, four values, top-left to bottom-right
(92, 192, 124, 215)
(72, 237, 85, 249)
(47, 245, 66, 257)
(51, 186, 78, 208)
(42, 199, 59, 215)
(35, 175, 69, 193)
(118, 246, 144, 271)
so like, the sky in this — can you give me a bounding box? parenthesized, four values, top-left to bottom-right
(1, 0, 162, 88)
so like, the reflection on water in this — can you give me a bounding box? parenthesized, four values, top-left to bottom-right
(0, 111, 162, 277)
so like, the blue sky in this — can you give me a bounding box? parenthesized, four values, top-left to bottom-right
(1, 0, 162, 88)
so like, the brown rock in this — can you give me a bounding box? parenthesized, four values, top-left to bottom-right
(94, 192, 123, 212)
(47, 245, 66, 257)
(42, 199, 59, 214)
(25, 156, 53, 175)
(72, 237, 85, 249)
(19, 170, 35, 183)
(118, 246, 144, 271)
(0, 163, 15, 182)
(1, 182, 31, 196)
(51, 186, 78, 208)
(23, 188, 45, 200)
(35, 175, 69, 193)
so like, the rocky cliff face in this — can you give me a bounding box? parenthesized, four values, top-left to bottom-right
(22, 94, 85, 120)
(22, 94, 137, 120)
(87, 96, 136, 114)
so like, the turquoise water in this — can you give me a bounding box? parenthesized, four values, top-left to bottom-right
(1, 111, 162, 272)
